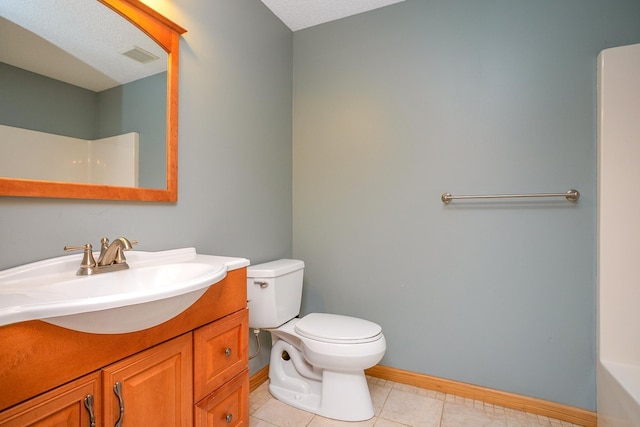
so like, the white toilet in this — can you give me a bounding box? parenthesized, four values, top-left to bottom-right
(247, 259, 386, 422)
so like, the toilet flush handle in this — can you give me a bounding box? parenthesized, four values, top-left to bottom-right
(254, 281, 269, 288)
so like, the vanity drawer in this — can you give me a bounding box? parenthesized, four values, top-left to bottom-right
(194, 309, 248, 402)
(194, 370, 249, 427)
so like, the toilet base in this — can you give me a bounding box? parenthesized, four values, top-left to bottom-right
(268, 340, 375, 421)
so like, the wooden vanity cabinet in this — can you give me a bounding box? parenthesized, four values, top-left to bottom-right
(0, 268, 249, 427)
(1, 334, 193, 426)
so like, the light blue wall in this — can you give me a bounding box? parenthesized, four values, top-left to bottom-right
(97, 73, 167, 188)
(292, 0, 640, 411)
(0, 62, 97, 139)
(0, 0, 293, 377)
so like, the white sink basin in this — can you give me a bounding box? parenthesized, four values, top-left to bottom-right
(0, 248, 249, 334)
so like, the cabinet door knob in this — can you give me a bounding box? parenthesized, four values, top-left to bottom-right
(225, 413, 233, 423)
(224, 347, 232, 357)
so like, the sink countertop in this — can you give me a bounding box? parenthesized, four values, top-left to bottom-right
(0, 248, 250, 332)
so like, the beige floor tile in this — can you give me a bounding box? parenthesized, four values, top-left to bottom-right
(249, 379, 585, 427)
(504, 408, 570, 427)
(491, 405, 506, 417)
(370, 381, 393, 416)
(250, 383, 274, 414)
(535, 415, 552, 426)
(251, 398, 315, 427)
(374, 418, 411, 427)
(250, 416, 279, 427)
(308, 415, 377, 426)
(378, 388, 444, 427)
(505, 417, 547, 427)
(441, 401, 506, 427)
(393, 382, 429, 396)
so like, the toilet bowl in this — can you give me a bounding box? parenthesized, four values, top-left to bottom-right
(247, 260, 386, 421)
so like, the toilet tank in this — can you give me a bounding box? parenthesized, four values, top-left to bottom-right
(246, 259, 304, 329)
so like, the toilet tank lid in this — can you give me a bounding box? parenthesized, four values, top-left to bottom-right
(247, 259, 305, 278)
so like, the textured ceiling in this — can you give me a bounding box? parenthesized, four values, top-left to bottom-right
(0, 0, 407, 91)
(261, 0, 406, 31)
(0, 0, 166, 92)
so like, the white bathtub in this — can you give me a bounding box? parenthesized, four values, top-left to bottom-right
(597, 43, 640, 427)
(598, 361, 640, 427)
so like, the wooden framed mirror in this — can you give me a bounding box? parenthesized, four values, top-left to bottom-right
(0, 0, 186, 201)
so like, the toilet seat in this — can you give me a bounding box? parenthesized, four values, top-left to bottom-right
(295, 313, 382, 344)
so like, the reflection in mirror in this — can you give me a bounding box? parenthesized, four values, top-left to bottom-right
(0, 0, 185, 201)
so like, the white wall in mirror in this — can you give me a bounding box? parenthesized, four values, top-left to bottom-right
(0, 125, 138, 187)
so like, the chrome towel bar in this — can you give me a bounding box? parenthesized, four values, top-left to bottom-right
(441, 189, 580, 204)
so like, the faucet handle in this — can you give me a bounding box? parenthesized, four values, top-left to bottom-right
(98, 237, 110, 261)
(64, 243, 97, 269)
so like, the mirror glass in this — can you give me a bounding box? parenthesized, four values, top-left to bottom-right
(0, 0, 185, 201)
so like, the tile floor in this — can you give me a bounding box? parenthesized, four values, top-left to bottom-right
(249, 377, 585, 427)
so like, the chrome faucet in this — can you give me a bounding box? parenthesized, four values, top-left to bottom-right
(64, 237, 137, 276)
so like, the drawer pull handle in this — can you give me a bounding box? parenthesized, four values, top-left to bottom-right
(224, 348, 232, 357)
(114, 381, 125, 427)
(225, 413, 233, 423)
(83, 394, 96, 427)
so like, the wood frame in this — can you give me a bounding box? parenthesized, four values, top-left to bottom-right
(0, 0, 186, 202)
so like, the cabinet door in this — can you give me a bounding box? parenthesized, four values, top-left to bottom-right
(0, 371, 100, 427)
(194, 372, 249, 427)
(102, 333, 193, 427)
(194, 309, 248, 402)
